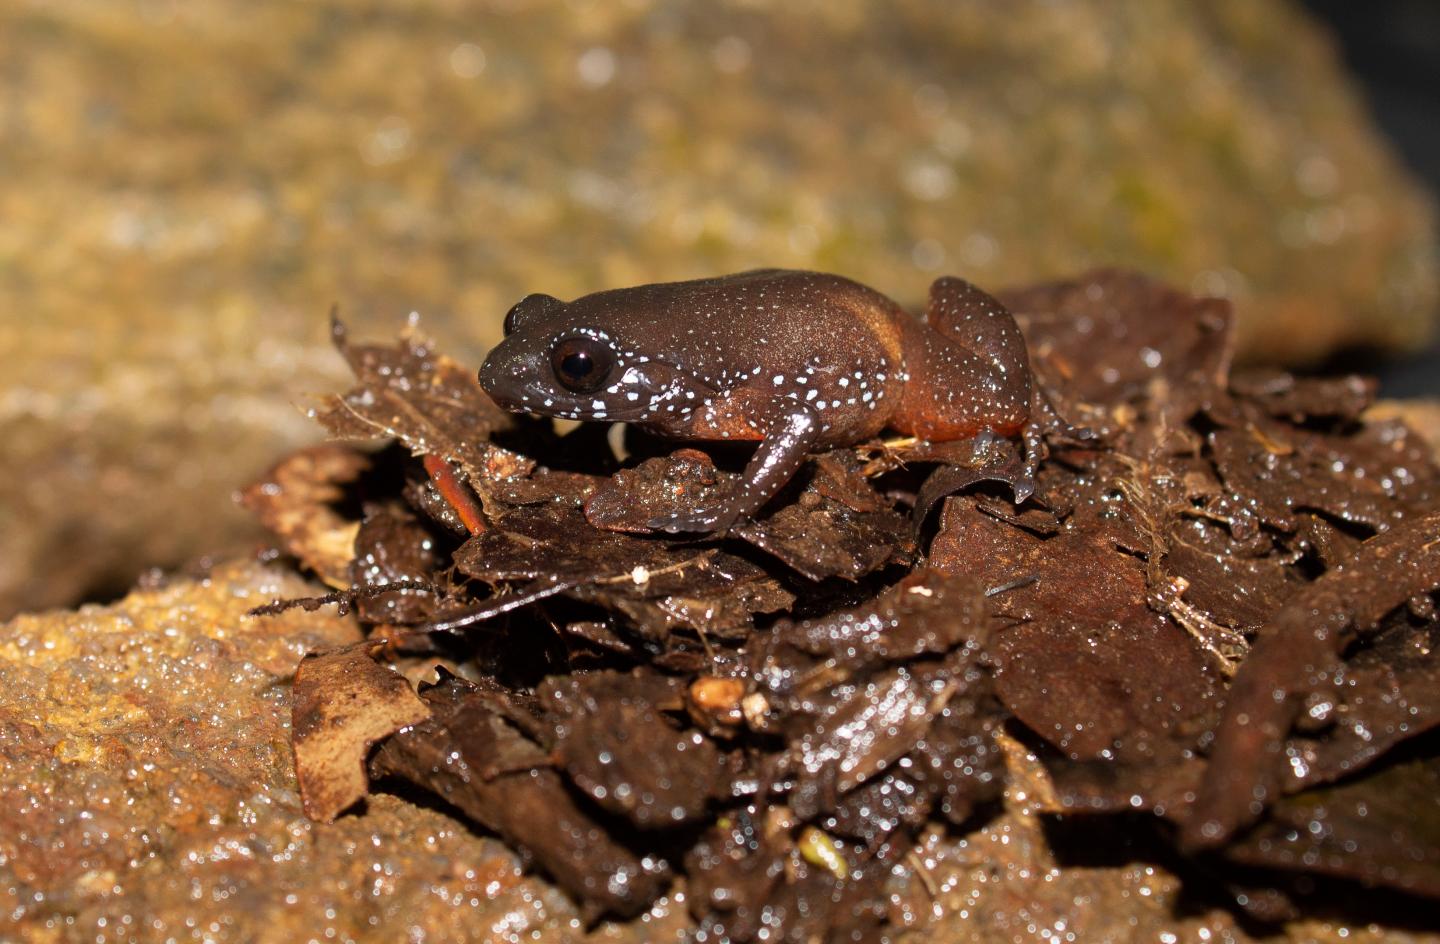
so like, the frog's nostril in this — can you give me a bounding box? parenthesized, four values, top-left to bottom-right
(477, 358, 504, 393)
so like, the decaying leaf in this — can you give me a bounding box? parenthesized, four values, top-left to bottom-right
(291, 641, 430, 822)
(247, 273, 1440, 934)
(369, 675, 670, 920)
(539, 672, 728, 827)
(315, 317, 514, 462)
(239, 444, 370, 588)
(455, 503, 792, 640)
(1185, 510, 1440, 849)
(313, 318, 531, 522)
(1226, 756, 1440, 899)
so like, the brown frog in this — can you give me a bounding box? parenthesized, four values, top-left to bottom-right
(479, 269, 1063, 533)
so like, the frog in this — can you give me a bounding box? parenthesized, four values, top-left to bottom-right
(478, 269, 1065, 534)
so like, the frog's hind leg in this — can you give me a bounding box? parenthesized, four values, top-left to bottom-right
(891, 277, 1032, 444)
(912, 276, 1088, 504)
(923, 276, 1031, 385)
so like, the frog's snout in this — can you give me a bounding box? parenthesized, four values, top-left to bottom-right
(476, 353, 503, 394)
(477, 350, 530, 411)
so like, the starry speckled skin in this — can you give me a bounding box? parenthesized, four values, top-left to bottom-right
(479, 269, 1037, 533)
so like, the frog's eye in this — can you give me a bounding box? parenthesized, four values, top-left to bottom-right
(504, 293, 563, 336)
(550, 335, 615, 393)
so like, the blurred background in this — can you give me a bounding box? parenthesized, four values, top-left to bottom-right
(1, 0, 1435, 618)
(1304, 0, 1440, 394)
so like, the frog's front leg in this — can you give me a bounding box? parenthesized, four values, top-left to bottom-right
(649, 400, 822, 534)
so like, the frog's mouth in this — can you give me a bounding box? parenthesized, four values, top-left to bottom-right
(541, 387, 676, 424)
(480, 351, 723, 425)
(480, 373, 651, 424)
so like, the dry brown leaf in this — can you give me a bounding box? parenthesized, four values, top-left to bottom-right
(291, 640, 431, 822)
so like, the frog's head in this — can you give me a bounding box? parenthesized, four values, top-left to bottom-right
(479, 291, 705, 424)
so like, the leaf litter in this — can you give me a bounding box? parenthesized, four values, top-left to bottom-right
(259, 271, 1440, 939)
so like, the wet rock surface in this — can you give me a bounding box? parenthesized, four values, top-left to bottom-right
(0, 562, 701, 942)
(5, 0, 1437, 619)
(214, 271, 1440, 940)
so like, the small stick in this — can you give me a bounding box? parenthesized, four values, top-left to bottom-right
(413, 579, 576, 634)
(985, 574, 1038, 597)
(247, 579, 441, 618)
(422, 454, 488, 534)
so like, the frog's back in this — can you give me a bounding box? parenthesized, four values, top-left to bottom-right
(575, 269, 906, 394)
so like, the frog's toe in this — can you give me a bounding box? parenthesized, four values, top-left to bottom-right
(1011, 473, 1036, 504)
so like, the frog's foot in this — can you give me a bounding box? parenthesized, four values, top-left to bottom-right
(1019, 422, 1044, 501)
(1032, 387, 1096, 445)
(1019, 389, 1095, 489)
(647, 504, 742, 536)
(1011, 465, 1037, 505)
